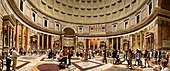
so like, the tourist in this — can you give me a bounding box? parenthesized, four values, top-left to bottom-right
(161, 59, 170, 71)
(143, 50, 150, 68)
(134, 49, 138, 66)
(85, 49, 88, 60)
(92, 50, 95, 58)
(149, 49, 153, 60)
(112, 50, 117, 64)
(12, 48, 19, 71)
(102, 49, 107, 64)
(6, 49, 12, 71)
(136, 49, 142, 66)
(126, 49, 132, 69)
(76, 51, 79, 57)
(158, 50, 162, 63)
(155, 50, 158, 64)
(68, 49, 72, 66)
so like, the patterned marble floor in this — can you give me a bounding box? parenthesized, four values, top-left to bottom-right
(2, 54, 156, 71)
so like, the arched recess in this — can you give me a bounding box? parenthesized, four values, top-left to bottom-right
(63, 27, 75, 35)
(62, 26, 77, 33)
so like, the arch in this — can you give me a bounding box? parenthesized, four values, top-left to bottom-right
(63, 27, 75, 35)
(62, 26, 77, 33)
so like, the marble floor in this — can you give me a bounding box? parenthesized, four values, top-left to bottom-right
(2, 54, 157, 71)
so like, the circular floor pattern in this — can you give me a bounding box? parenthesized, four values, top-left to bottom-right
(37, 63, 60, 71)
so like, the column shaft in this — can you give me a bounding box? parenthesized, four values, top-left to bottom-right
(75, 36, 78, 51)
(140, 32, 143, 51)
(21, 24, 24, 50)
(12, 29, 14, 47)
(37, 33, 40, 50)
(88, 39, 90, 49)
(107, 38, 109, 49)
(143, 32, 146, 50)
(47, 35, 49, 49)
(42, 34, 44, 49)
(51, 36, 54, 49)
(112, 38, 114, 49)
(15, 21, 19, 51)
(116, 37, 118, 50)
(135, 33, 138, 50)
(25, 27, 29, 51)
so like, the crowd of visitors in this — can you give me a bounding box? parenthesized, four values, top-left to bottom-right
(3, 46, 170, 71)
(45, 47, 170, 71)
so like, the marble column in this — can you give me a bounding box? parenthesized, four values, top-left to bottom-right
(88, 39, 91, 49)
(46, 35, 49, 49)
(143, 32, 146, 50)
(12, 29, 14, 47)
(112, 38, 114, 49)
(15, 21, 19, 51)
(42, 34, 44, 49)
(75, 36, 78, 51)
(51, 36, 54, 49)
(140, 32, 143, 51)
(93, 39, 95, 50)
(7, 26, 10, 47)
(21, 24, 24, 50)
(107, 38, 109, 49)
(84, 39, 86, 50)
(97, 39, 100, 50)
(135, 33, 138, 50)
(116, 37, 118, 50)
(120, 37, 123, 51)
(25, 27, 29, 51)
(37, 33, 40, 50)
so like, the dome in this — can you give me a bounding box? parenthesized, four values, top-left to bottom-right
(29, 0, 146, 24)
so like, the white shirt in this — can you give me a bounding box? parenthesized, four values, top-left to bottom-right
(12, 50, 19, 58)
(161, 67, 170, 71)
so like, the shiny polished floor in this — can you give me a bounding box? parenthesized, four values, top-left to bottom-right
(2, 54, 158, 71)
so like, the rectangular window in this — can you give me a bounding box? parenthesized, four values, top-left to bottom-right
(78, 26, 83, 33)
(32, 12, 36, 22)
(44, 20, 48, 27)
(55, 23, 60, 30)
(149, 2, 152, 15)
(112, 24, 117, 31)
(79, 27, 82, 32)
(136, 15, 140, 24)
(20, 0, 23, 12)
(124, 21, 128, 29)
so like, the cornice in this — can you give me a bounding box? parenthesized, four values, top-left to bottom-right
(3, 15, 16, 27)
(27, 0, 149, 25)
